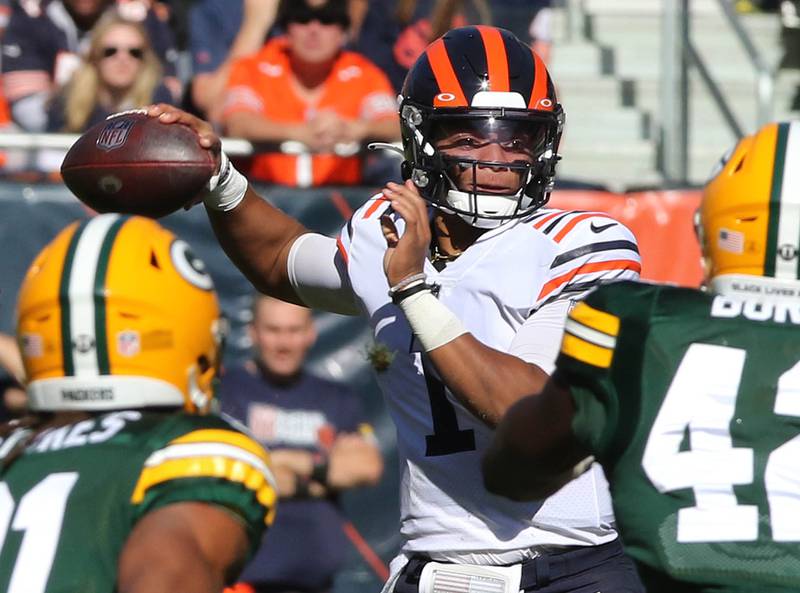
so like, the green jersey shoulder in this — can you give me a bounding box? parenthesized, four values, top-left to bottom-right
(0, 410, 277, 593)
(557, 280, 800, 592)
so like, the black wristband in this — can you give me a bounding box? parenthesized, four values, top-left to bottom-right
(294, 476, 311, 499)
(311, 456, 329, 484)
(391, 282, 432, 305)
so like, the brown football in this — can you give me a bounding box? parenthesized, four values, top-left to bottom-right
(61, 111, 215, 218)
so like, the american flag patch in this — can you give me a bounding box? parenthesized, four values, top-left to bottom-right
(718, 228, 744, 254)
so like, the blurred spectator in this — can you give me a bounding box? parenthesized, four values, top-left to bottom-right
(1, 0, 179, 132)
(221, 295, 383, 593)
(157, 0, 194, 50)
(0, 0, 9, 31)
(188, 0, 278, 124)
(528, 1, 554, 64)
(352, 0, 489, 92)
(47, 14, 172, 132)
(489, 0, 553, 63)
(222, 0, 399, 187)
(0, 0, 30, 174)
(0, 332, 26, 420)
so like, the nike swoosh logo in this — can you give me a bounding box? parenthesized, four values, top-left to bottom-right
(590, 221, 617, 233)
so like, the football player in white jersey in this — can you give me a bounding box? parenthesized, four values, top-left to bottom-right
(148, 25, 644, 593)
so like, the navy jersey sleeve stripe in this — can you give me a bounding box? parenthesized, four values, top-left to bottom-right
(551, 240, 640, 268)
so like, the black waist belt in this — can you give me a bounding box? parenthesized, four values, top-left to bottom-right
(519, 538, 624, 589)
(397, 538, 624, 593)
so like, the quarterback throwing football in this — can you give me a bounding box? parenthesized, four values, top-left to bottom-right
(151, 26, 643, 593)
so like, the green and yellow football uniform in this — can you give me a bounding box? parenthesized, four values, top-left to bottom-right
(558, 280, 800, 593)
(0, 410, 276, 593)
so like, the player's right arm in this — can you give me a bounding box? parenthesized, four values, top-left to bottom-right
(120, 417, 280, 591)
(117, 501, 249, 593)
(485, 283, 640, 501)
(146, 104, 358, 314)
(207, 187, 309, 304)
(482, 377, 592, 501)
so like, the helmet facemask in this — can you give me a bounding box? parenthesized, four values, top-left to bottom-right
(401, 102, 564, 229)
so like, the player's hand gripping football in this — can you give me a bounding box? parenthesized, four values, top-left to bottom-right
(380, 180, 430, 286)
(146, 103, 222, 208)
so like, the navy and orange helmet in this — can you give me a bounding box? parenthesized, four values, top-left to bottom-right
(399, 26, 564, 228)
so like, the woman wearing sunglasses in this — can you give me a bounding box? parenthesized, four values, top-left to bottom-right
(47, 13, 173, 133)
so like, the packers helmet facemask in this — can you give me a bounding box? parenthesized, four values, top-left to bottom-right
(700, 121, 800, 302)
(17, 214, 223, 413)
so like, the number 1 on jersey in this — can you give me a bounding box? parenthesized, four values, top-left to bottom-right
(0, 472, 78, 593)
(421, 357, 476, 456)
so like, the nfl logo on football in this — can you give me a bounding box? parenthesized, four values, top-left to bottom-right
(96, 119, 135, 152)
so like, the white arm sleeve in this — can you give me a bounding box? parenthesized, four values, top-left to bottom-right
(287, 233, 360, 315)
(508, 298, 575, 375)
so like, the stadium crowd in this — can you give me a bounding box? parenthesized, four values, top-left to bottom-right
(0, 0, 553, 184)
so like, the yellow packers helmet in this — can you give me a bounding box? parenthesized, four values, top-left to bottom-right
(700, 121, 800, 300)
(16, 214, 222, 413)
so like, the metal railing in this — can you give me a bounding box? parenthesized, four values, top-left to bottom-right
(661, 0, 775, 184)
(0, 133, 363, 158)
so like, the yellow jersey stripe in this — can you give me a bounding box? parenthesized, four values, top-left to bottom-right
(130, 455, 277, 525)
(569, 302, 620, 337)
(170, 429, 269, 465)
(564, 318, 617, 349)
(561, 332, 614, 368)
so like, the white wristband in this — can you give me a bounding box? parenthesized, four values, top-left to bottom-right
(399, 290, 467, 352)
(203, 150, 248, 212)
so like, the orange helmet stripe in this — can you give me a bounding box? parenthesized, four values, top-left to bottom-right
(476, 26, 509, 92)
(427, 38, 468, 107)
(529, 48, 551, 110)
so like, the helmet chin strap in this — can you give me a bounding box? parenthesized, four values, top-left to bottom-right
(188, 367, 209, 413)
(711, 275, 800, 304)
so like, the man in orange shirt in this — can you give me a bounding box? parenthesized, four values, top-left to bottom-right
(221, 0, 400, 187)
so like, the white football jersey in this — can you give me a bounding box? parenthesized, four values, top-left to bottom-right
(337, 196, 642, 559)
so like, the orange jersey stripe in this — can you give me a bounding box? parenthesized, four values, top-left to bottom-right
(532, 211, 563, 230)
(529, 49, 552, 111)
(538, 259, 642, 301)
(552, 213, 598, 243)
(477, 26, 509, 92)
(336, 236, 349, 265)
(427, 39, 468, 107)
(363, 196, 389, 219)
